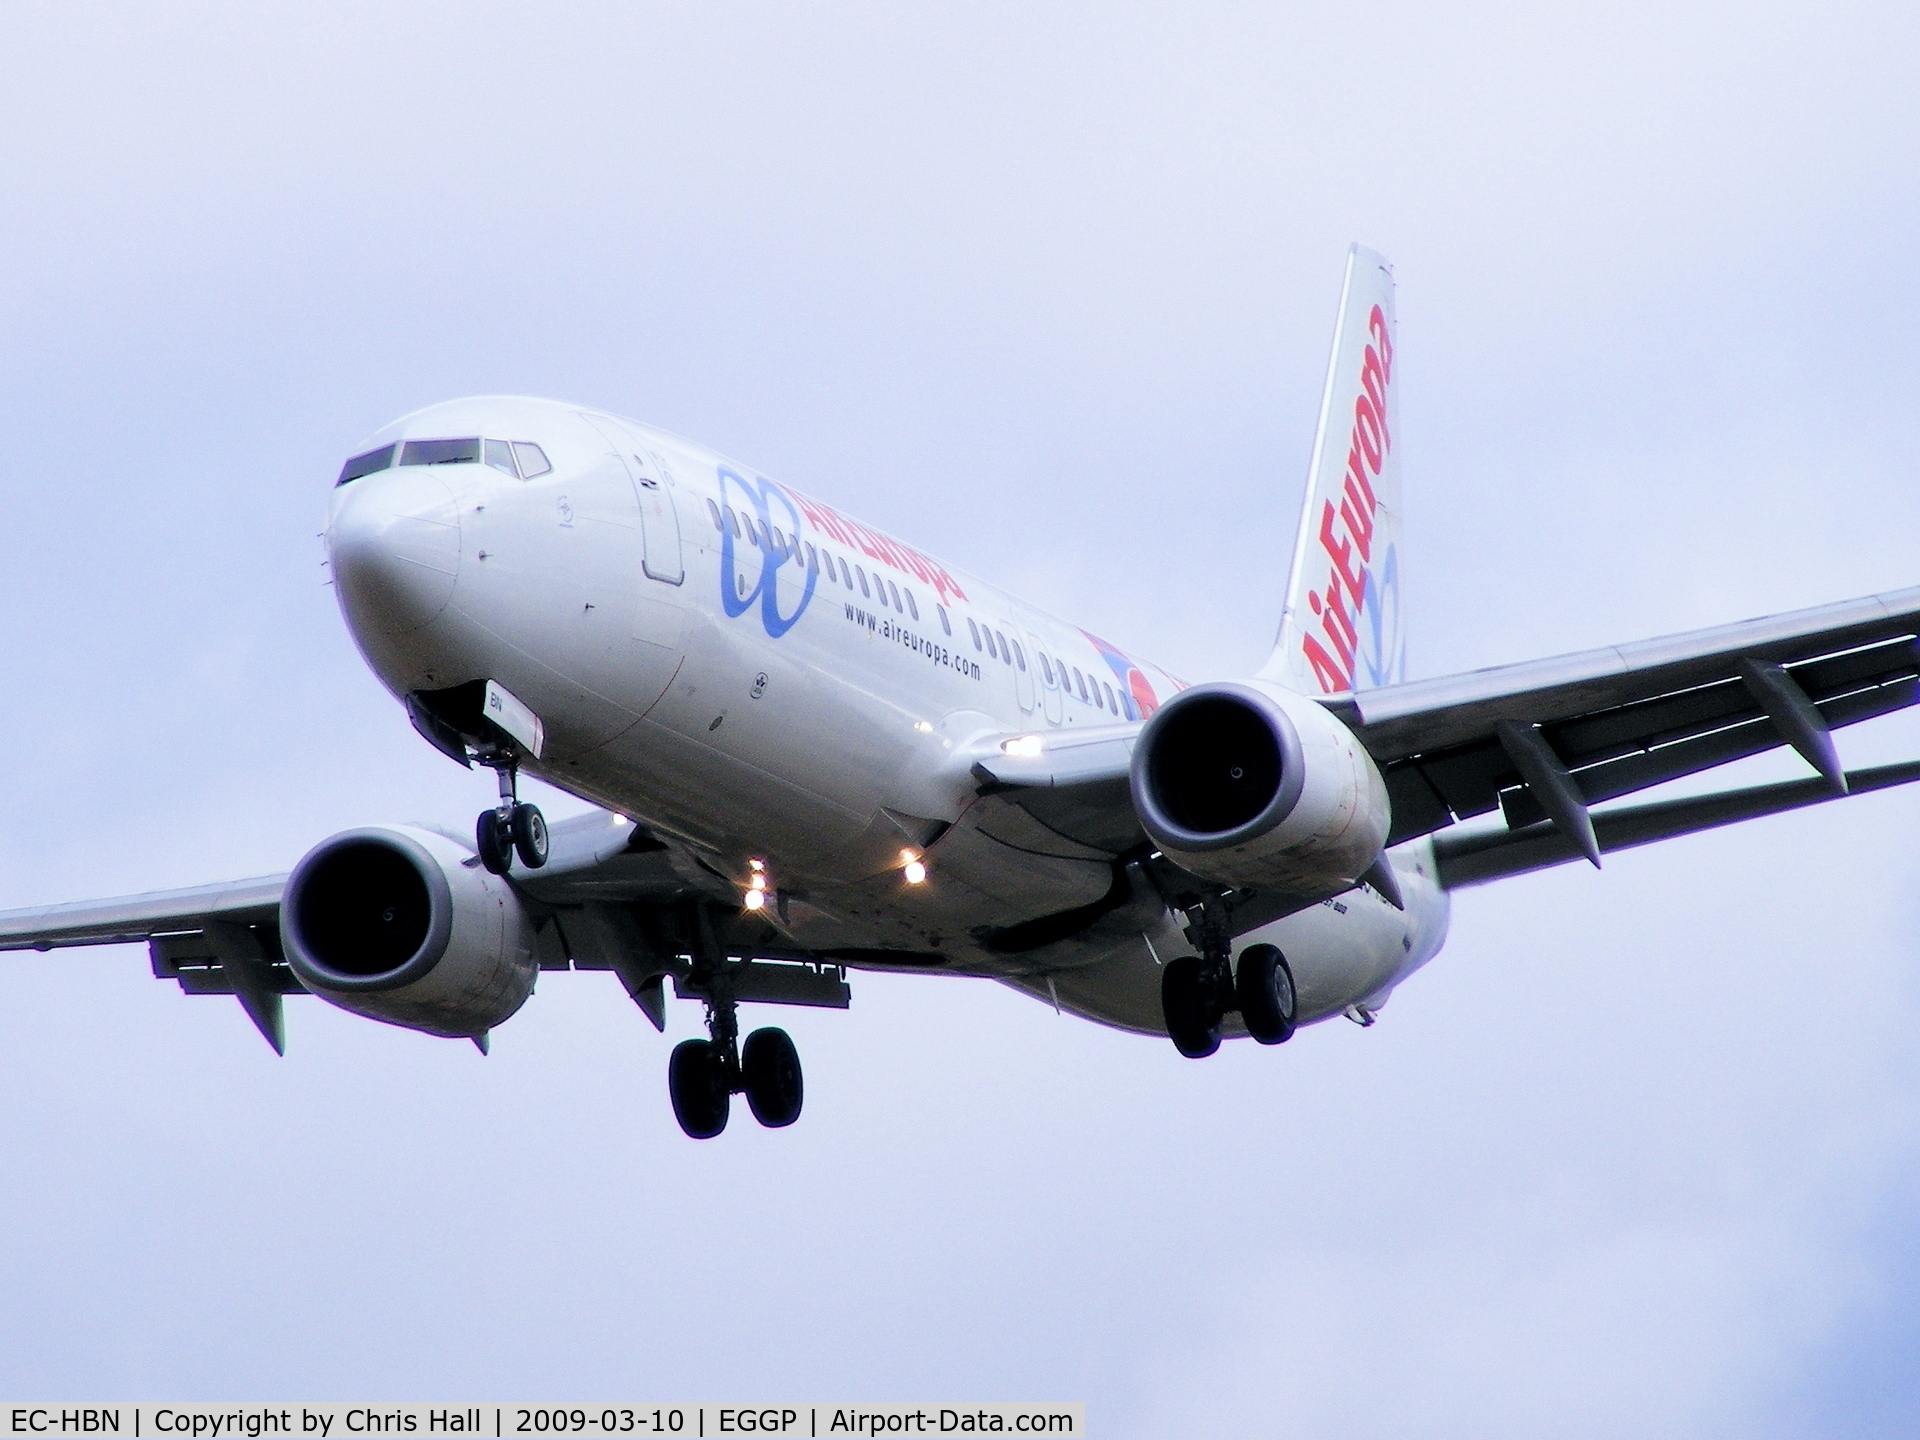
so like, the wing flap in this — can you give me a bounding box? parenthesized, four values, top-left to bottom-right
(1353, 587, 1920, 846)
(1435, 758, 1920, 888)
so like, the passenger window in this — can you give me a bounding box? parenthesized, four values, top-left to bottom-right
(484, 439, 518, 475)
(510, 442, 552, 477)
(1075, 669, 1089, 701)
(772, 526, 788, 554)
(806, 543, 818, 570)
(336, 444, 395, 486)
(937, 605, 951, 636)
(841, 559, 854, 588)
(857, 566, 871, 598)
(968, 617, 982, 650)
(995, 631, 1010, 662)
(400, 438, 480, 466)
(906, 590, 919, 621)
(725, 507, 741, 538)
(890, 581, 903, 612)
(706, 498, 724, 531)
(1104, 682, 1117, 712)
(1039, 652, 1054, 685)
(1012, 641, 1026, 672)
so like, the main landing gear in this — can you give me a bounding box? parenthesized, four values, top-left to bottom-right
(668, 1002, 803, 1139)
(1161, 908, 1297, 1057)
(669, 1024, 804, 1139)
(665, 906, 804, 1139)
(474, 755, 548, 877)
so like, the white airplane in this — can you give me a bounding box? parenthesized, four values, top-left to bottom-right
(7, 246, 1919, 1138)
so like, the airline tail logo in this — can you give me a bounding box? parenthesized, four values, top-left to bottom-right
(1298, 304, 1402, 693)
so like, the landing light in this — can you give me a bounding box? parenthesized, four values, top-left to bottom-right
(914, 720, 934, 734)
(743, 889, 766, 912)
(1002, 735, 1044, 758)
(900, 849, 928, 885)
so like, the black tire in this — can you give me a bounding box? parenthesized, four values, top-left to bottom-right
(741, 1027, 804, 1128)
(511, 802, 550, 869)
(1161, 955, 1221, 1059)
(1236, 943, 1297, 1044)
(668, 1039, 730, 1139)
(476, 807, 514, 876)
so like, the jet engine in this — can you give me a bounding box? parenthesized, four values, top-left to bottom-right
(280, 824, 540, 1038)
(1130, 680, 1390, 896)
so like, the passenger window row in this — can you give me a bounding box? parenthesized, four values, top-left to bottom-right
(336, 437, 552, 487)
(696, 491, 1135, 718)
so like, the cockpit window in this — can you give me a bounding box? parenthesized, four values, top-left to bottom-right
(511, 442, 552, 478)
(400, 438, 480, 466)
(484, 440, 518, 476)
(336, 444, 395, 487)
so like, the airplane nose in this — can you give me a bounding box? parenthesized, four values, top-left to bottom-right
(328, 467, 462, 636)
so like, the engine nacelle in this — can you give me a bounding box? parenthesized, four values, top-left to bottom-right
(1130, 679, 1390, 895)
(281, 824, 540, 1038)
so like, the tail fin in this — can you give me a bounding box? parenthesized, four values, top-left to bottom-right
(1263, 245, 1405, 695)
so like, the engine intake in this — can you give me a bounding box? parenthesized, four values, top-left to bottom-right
(282, 825, 540, 1038)
(1130, 680, 1390, 895)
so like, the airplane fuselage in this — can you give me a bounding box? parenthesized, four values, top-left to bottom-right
(328, 396, 1449, 1037)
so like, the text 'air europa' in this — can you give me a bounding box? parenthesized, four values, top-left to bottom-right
(1300, 304, 1393, 694)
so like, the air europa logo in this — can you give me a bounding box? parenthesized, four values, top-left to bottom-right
(1299, 303, 1403, 693)
(719, 468, 817, 638)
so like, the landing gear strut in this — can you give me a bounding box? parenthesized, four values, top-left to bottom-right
(1161, 905, 1295, 1056)
(474, 753, 548, 876)
(667, 911, 804, 1139)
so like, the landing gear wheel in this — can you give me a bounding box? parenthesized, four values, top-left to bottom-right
(1161, 955, 1222, 1059)
(1235, 943, 1297, 1044)
(510, 802, 549, 869)
(668, 1038, 730, 1138)
(741, 1027, 803, 1127)
(476, 807, 514, 876)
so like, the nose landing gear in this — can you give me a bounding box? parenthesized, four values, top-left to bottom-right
(474, 754, 549, 876)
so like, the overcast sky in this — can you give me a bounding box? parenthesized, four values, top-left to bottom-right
(3, 2, 1920, 1434)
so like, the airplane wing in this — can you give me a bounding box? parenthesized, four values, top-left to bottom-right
(975, 584, 1920, 901)
(0, 814, 841, 1052)
(1327, 584, 1920, 881)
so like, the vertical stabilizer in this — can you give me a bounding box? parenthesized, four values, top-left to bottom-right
(1262, 245, 1405, 695)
